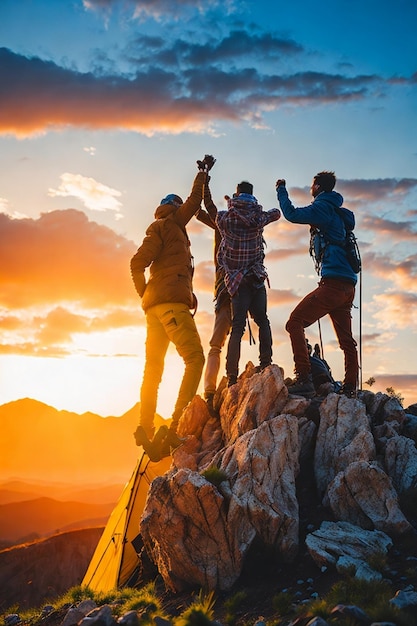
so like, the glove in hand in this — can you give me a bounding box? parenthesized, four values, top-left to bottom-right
(197, 154, 216, 172)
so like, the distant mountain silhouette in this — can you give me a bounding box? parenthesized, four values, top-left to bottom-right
(0, 527, 103, 611)
(0, 496, 114, 543)
(0, 479, 125, 505)
(0, 398, 168, 483)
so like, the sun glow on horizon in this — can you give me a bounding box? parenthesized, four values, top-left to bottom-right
(0, 0, 416, 424)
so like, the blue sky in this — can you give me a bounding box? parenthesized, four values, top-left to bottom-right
(0, 0, 416, 415)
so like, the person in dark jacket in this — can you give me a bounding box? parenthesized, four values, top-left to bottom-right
(276, 171, 358, 398)
(130, 156, 215, 460)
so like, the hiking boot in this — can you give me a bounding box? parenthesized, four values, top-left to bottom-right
(205, 393, 217, 417)
(317, 381, 336, 396)
(160, 427, 186, 457)
(134, 424, 168, 462)
(227, 375, 237, 387)
(287, 373, 315, 399)
(340, 383, 356, 399)
(133, 425, 149, 448)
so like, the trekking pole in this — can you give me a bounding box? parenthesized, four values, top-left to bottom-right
(247, 314, 256, 345)
(359, 267, 363, 390)
(317, 317, 325, 359)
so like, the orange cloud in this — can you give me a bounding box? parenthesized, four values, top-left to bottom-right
(362, 374, 417, 410)
(371, 292, 417, 330)
(0, 47, 403, 138)
(266, 247, 305, 262)
(361, 215, 417, 241)
(0, 304, 145, 357)
(268, 288, 299, 306)
(0, 209, 137, 309)
(0, 209, 147, 356)
(360, 331, 398, 354)
(193, 261, 215, 294)
(362, 251, 417, 292)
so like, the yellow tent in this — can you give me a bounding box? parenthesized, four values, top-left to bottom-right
(82, 452, 171, 591)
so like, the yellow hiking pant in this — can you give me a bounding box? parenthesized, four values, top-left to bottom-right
(140, 302, 205, 437)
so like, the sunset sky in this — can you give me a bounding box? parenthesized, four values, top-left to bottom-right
(0, 0, 416, 418)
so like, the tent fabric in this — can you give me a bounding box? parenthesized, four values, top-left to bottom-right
(82, 452, 171, 591)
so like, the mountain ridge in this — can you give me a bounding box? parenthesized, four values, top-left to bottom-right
(0, 527, 103, 611)
(0, 479, 125, 504)
(0, 496, 114, 543)
(0, 397, 167, 483)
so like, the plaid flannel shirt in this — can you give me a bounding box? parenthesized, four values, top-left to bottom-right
(216, 194, 280, 296)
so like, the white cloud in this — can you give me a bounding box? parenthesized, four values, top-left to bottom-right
(48, 173, 123, 215)
(0, 197, 28, 219)
(0, 197, 9, 212)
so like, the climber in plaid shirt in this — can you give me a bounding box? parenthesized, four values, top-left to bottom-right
(216, 181, 280, 386)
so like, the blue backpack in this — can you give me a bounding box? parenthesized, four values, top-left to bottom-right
(310, 207, 361, 274)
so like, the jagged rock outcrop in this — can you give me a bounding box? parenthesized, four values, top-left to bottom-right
(384, 434, 417, 493)
(305, 520, 393, 581)
(141, 467, 244, 592)
(216, 415, 299, 553)
(218, 364, 289, 444)
(313, 394, 376, 497)
(141, 370, 301, 591)
(324, 460, 411, 535)
(139, 363, 416, 593)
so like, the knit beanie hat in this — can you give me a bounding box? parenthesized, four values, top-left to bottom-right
(160, 194, 183, 207)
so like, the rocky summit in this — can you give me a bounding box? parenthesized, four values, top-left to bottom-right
(4, 363, 417, 626)
(139, 362, 417, 593)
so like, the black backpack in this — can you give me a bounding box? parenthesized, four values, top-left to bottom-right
(308, 343, 341, 393)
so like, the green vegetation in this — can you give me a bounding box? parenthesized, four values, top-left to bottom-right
(366, 550, 388, 574)
(223, 590, 247, 625)
(271, 591, 293, 616)
(16, 583, 168, 625)
(303, 597, 331, 620)
(386, 385, 404, 406)
(364, 376, 405, 407)
(8, 576, 417, 626)
(201, 465, 228, 488)
(304, 578, 416, 626)
(8, 569, 417, 626)
(174, 591, 215, 626)
(325, 577, 391, 610)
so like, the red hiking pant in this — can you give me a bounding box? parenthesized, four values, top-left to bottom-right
(285, 278, 359, 387)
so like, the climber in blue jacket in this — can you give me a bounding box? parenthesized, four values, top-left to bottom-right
(276, 171, 359, 399)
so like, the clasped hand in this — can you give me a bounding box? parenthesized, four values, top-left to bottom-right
(197, 155, 216, 172)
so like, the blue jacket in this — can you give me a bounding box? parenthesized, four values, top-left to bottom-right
(277, 186, 357, 285)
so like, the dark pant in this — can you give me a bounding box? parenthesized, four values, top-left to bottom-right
(285, 278, 358, 386)
(226, 281, 272, 379)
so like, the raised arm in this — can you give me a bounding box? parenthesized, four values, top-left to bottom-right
(176, 155, 216, 227)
